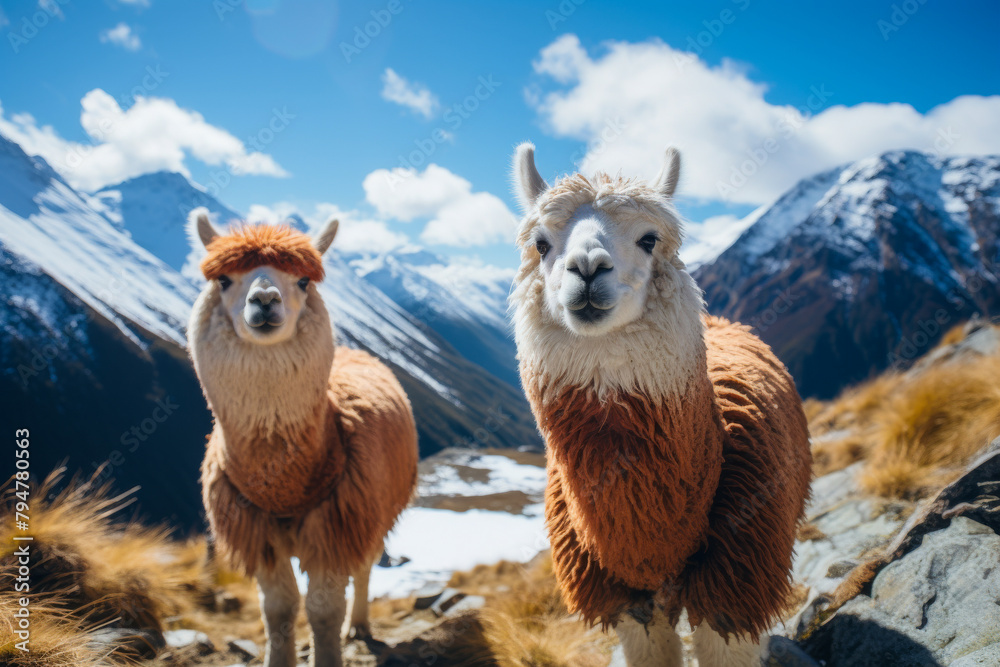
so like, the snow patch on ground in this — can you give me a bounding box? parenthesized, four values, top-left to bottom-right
(418, 453, 547, 498)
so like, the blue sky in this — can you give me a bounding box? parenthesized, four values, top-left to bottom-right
(2, 0, 999, 268)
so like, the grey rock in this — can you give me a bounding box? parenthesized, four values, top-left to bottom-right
(429, 588, 466, 617)
(803, 518, 1000, 665)
(441, 594, 485, 617)
(793, 495, 907, 590)
(378, 549, 412, 568)
(949, 643, 1000, 666)
(869, 517, 1000, 662)
(413, 583, 447, 610)
(825, 559, 860, 578)
(763, 636, 821, 667)
(228, 638, 261, 661)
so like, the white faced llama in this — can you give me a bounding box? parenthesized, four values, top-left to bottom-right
(185, 211, 418, 667)
(509, 145, 811, 667)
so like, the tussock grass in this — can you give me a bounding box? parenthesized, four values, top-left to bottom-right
(444, 555, 613, 667)
(0, 469, 225, 665)
(809, 324, 1000, 499)
(0, 596, 117, 667)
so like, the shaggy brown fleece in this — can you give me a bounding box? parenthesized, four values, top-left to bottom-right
(202, 348, 419, 575)
(200, 224, 326, 282)
(527, 317, 811, 638)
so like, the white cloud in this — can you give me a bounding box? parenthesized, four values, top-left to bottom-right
(381, 68, 439, 119)
(531, 35, 1000, 206)
(117, 0, 151, 7)
(363, 164, 518, 247)
(363, 164, 470, 221)
(246, 202, 412, 254)
(421, 191, 518, 247)
(100, 23, 141, 51)
(0, 90, 289, 191)
(0, 8, 9, 28)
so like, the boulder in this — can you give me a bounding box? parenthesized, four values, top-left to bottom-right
(802, 517, 1000, 665)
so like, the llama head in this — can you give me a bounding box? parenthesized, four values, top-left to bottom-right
(187, 210, 339, 347)
(511, 143, 686, 337)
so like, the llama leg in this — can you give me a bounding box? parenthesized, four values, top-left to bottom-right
(304, 570, 348, 667)
(348, 560, 372, 639)
(692, 623, 765, 667)
(257, 558, 300, 667)
(614, 610, 683, 667)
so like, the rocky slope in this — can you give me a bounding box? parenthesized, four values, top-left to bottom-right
(694, 150, 1000, 398)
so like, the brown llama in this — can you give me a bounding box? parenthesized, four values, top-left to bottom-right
(509, 144, 812, 667)
(185, 210, 418, 667)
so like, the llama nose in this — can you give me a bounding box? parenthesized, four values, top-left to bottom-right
(565, 248, 614, 283)
(248, 285, 282, 307)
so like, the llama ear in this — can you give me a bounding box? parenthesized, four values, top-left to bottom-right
(313, 217, 339, 255)
(187, 207, 220, 249)
(653, 147, 681, 199)
(512, 142, 548, 213)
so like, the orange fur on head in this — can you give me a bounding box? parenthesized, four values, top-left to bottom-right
(200, 224, 326, 282)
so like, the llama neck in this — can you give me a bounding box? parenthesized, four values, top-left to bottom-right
(189, 288, 336, 447)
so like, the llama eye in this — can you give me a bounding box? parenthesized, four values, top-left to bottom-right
(218, 275, 232, 291)
(637, 234, 658, 254)
(535, 238, 551, 257)
(297, 277, 310, 291)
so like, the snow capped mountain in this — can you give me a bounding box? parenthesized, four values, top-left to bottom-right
(0, 135, 199, 348)
(0, 131, 541, 527)
(94, 171, 242, 272)
(348, 248, 519, 388)
(695, 150, 1000, 398)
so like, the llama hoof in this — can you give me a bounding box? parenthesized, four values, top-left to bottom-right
(348, 624, 372, 641)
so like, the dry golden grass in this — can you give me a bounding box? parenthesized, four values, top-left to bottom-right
(809, 324, 1000, 499)
(0, 596, 118, 667)
(442, 555, 614, 667)
(0, 469, 196, 633)
(0, 469, 237, 666)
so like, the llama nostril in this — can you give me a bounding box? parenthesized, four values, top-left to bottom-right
(568, 264, 613, 284)
(249, 287, 282, 306)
